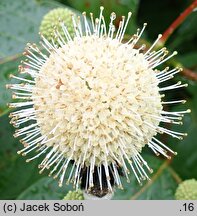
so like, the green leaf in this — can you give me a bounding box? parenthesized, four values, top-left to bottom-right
(0, 113, 19, 154)
(0, 0, 66, 115)
(113, 155, 178, 200)
(0, 57, 22, 116)
(0, 0, 64, 58)
(17, 177, 73, 200)
(0, 113, 71, 200)
(177, 52, 197, 69)
(0, 154, 43, 199)
(0, 113, 42, 199)
(168, 12, 197, 52)
(170, 96, 197, 180)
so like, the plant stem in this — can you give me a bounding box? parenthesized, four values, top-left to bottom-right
(182, 68, 197, 81)
(168, 167, 182, 184)
(159, 0, 197, 45)
(130, 159, 171, 200)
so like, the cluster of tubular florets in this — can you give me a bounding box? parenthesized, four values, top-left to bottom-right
(8, 7, 190, 196)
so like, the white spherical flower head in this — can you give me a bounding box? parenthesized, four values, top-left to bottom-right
(8, 7, 190, 195)
(34, 36, 161, 164)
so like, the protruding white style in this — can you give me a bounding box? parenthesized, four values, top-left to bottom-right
(8, 7, 190, 193)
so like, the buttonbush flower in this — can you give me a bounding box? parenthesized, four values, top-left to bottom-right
(175, 179, 197, 200)
(39, 8, 75, 43)
(63, 190, 84, 200)
(8, 7, 190, 197)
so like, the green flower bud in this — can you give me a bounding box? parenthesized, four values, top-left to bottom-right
(63, 190, 84, 200)
(39, 8, 75, 43)
(175, 179, 197, 200)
